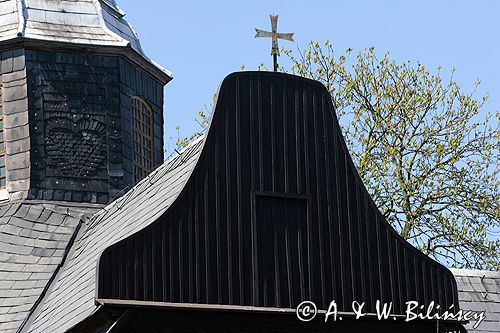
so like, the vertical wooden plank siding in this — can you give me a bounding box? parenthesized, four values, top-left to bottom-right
(97, 72, 460, 315)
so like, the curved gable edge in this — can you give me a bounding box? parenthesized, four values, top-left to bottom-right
(95, 71, 462, 326)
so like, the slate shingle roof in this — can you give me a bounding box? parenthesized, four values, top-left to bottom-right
(0, 0, 171, 77)
(0, 201, 102, 333)
(452, 269, 500, 333)
(0, 0, 132, 49)
(27, 138, 204, 333)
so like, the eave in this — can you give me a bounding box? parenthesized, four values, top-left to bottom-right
(0, 37, 172, 85)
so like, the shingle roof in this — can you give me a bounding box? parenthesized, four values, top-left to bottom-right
(452, 269, 500, 333)
(0, 0, 171, 77)
(27, 137, 204, 333)
(0, 201, 102, 333)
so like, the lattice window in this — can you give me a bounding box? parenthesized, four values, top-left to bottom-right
(131, 96, 155, 182)
(0, 86, 5, 188)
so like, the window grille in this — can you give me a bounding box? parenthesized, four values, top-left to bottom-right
(131, 96, 155, 182)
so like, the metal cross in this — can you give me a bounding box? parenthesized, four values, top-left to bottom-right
(255, 15, 294, 72)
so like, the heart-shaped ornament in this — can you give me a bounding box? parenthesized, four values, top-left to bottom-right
(45, 117, 107, 177)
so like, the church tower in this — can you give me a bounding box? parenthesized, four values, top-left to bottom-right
(0, 0, 171, 204)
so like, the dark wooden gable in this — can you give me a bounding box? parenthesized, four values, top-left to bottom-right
(97, 72, 460, 316)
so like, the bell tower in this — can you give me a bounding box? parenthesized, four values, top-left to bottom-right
(0, 0, 171, 203)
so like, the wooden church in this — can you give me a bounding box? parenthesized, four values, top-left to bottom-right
(0, 1, 497, 333)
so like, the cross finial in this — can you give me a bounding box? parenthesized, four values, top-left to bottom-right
(255, 14, 294, 72)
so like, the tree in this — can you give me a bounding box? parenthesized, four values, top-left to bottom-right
(176, 41, 500, 270)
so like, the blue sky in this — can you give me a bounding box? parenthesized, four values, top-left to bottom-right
(118, 0, 500, 155)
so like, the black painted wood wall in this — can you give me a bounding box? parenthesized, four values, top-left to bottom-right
(98, 72, 460, 315)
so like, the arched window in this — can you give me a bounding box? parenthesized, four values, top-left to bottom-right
(0, 86, 5, 188)
(131, 96, 155, 182)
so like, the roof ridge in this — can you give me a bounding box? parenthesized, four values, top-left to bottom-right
(15, 207, 91, 333)
(99, 0, 125, 18)
(450, 268, 500, 278)
(85, 137, 205, 231)
(16, 0, 26, 37)
(91, 0, 127, 45)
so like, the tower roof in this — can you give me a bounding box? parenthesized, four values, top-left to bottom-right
(0, 0, 171, 77)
